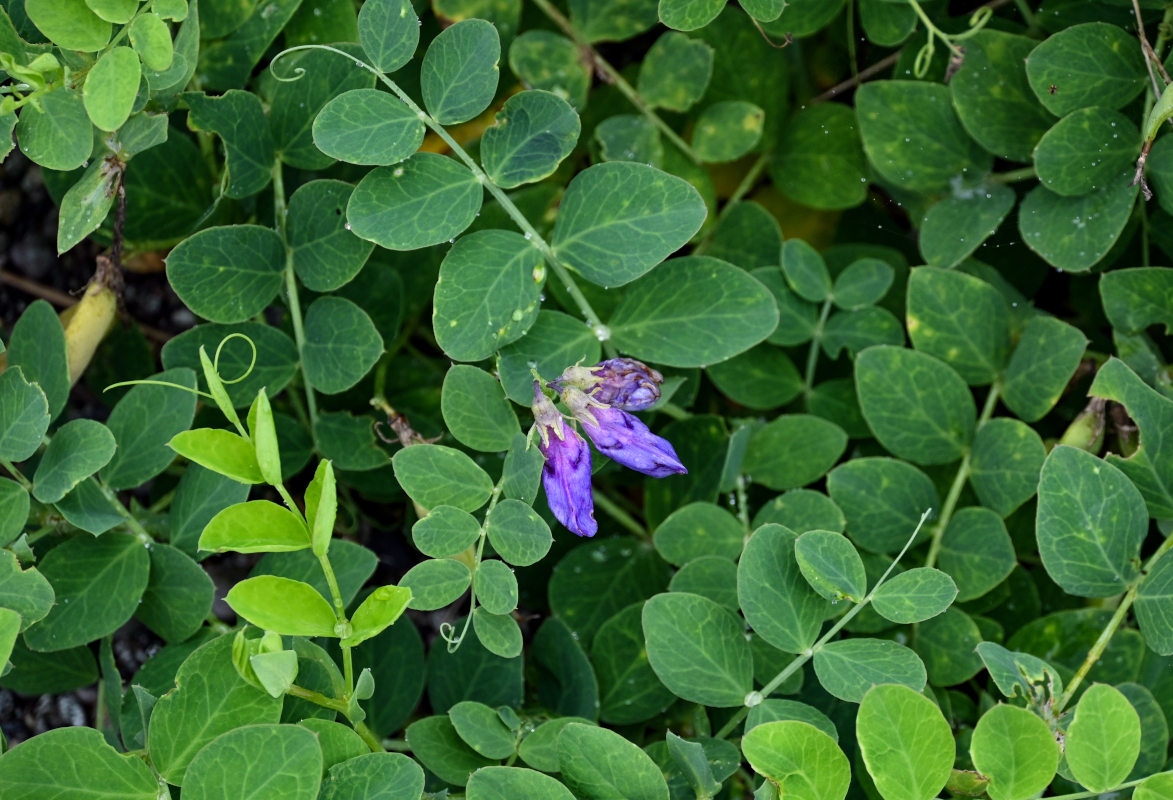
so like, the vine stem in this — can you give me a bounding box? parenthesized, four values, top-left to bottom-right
(529, 0, 702, 165)
(592, 489, 647, 538)
(714, 510, 933, 740)
(1055, 533, 1173, 713)
(924, 384, 999, 569)
(271, 162, 319, 421)
(287, 684, 383, 752)
(271, 46, 611, 352)
(803, 299, 834, 397)
(0, 458, 32, 491)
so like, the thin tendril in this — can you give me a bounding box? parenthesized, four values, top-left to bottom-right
(213, 333, 258, 385)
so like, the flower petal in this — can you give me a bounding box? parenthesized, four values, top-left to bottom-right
(577, 405, 686, 479)
(539, 428, 597, 537)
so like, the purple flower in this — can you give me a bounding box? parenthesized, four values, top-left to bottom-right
(553, 357, 664, 411)
(563, 387, 687, 479)
(532, 383, 597, 537)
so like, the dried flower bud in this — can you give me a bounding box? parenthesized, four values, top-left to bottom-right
(555, 357, 664, 411)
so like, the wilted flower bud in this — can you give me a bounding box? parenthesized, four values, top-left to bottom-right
(563, 386, 686, 478)
(532, 382, 597, 537)
(554, 357, 664, 411)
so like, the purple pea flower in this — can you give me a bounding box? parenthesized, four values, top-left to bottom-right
(553, 357, 664, 411)
(562, 386, 687, 479)
(531, 382, 597, 537)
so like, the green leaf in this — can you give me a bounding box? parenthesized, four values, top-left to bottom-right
(357, 0, 419, 73)
(482, 89, 580, 188)
(594, 603, 675, 724)
(449, 701, 517, 759)
(183, 724, 321, 800)
(286, 180, 374, 292)
(392, 444, 494, 512)
(183, 90, 274, 199)
(1018, 176, 1138, 271)
(771, 100, 868, 210)
(1136, 552, 1173, 655)
(1137, 774, 1173, 800)
(949, 30, 1054, 162)
(498, 310, 599, 403)
(401, 558, 472, 610)
(13, 88, 93, 171)
(743, 415, 847, 491)
(915, 607, 985, 685)
(1035, 108, 1138, 196)
(320, 752, 425, 800)
(6, 299, 68, 420)
(569, 0, 657, 42)
(31, 420, 113, 504)
(199, 500, 310, 553)
(0, 369, 49, 462)
(0, 550, 54, 632)
(821, 307, 903, 360)
(753, 489, 845, 534)
(86, 0, 137, 24)
(508, 30, 590, 110)
(0, 727, 157, 800)
(664, 732, 723, 799)
(252, 539, 376, 609)
(693, 100, 763, 163)
(706, 201, 782, 269)
(871, 567, 956, 623)
(1065, 683, 1141, 792)
(832, 258, 893, 310)
(0, 478, 29, 547)
(474, 559, 518, 616)
(747, 699, 837, 741)
(56, 157, 119, 254)
(52, 479, 124, 535)
(738, 524, 828, 653)
(781, 239, 831, 303)
(813, 638, 927, 702)
(1026, 22, 1146, 115)
(741, 721, 850, 799)
(706, 344, 802, 410)
(826, 458, 937, 554)
(170, 428, 264, 485)
(344, 584, 412, 647)
(858, 0, 914, 45)
(551, 162, 708, 287)
(128, 13, 172, 71)
(83, 46, 140, 132)
(313, 411, 388, 472)
(1036, 445, 1146, 597)
(135, 543, 214, 644)
(407, 715, 495, 786)
(919, 183, 1016, 269)
(855, 346, 975, 465)
(434, 229, 543, 362)
(23, 533, 150, 652)
(312, 88, 425, 166)
(794, 530, 866, 602)
(937, 506, 1016, 602)
(659, 0, 722, 30)
(226, 575, 338, 637)
(642, 592, 752, 707)
(856, 80, 992, 192)
(670, 555, 738, 610)
(609, 256, 779, 367)
(121, 132, 212, 241)
(969, 705, 1059, 800)
(166, 225, 286, 323)
(907, 267, 1011, 385)
(857, 685, 954, 800)
(969, 418, 1046, 517)
(653, 502, 744, 566)
(549, 538, 670, 642)
(421, 18, 500, 124)
(597, 114, 662, 168)
(558, 723, 670, 800)
(413, 505, 481, 558)
(473, 607, 523, 657)
(1102, 268, 1173, 335)
(485, 499, 552, 566)
(1089, 357, 1173, 518)
(347, 152, 483, 251)
(637, 31, 713, 112)
(25, 0, 109, 50)
(467, 766, 576, 800)
(302, 296, 383, 395)
(1001, 315, 1088, 422)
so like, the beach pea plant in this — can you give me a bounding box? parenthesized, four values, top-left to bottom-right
(4, 0, 1173, 796)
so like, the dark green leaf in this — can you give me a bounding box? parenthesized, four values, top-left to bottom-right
(482, 90, 580, 188)
(549, 538, 670, 642)
(1019, 175, 1138, 271)
(1026, 22, 1146, 115)
(827, 457, 938, 554)
(406, 716, 495, 787)
(0, 369, 49, 462)
(302, 296, 383, 395)
(706, 344, 802, 409)
(0, 550, 53, 632)
(907, 267, 1011, 385)
(392, 444, 494, 512)
(508, 31, 590, 110)
(14, 88, 92, 171)
(637, 31, 713, 112)
(594, 603, 675, 724)
(737, 524, 828, 653)
(1001, 315, 1088, 422)
(486, 499, 552, 566)
(357, 0, 419, 73)
(558, 723, 669, 800)
(643, 592, 752, 707)
(1101, 267, 1173, 335)
(401, 558, 472, 610)
(421, 18, 500, 125)
(32, 420, 114, 504)
(166, 226, 285, 323)
(794, 530, 866, 602)
(312, 88, 425, 167)
(6, 299, 68, 420)
(937, 506, 1016, 602)
(1035, 108, 1138, 196)
(813, 638, 927, 702)
(743, 414, 847, 491)
(919, 183, 1016, 269)
(772, 103, 868, 210)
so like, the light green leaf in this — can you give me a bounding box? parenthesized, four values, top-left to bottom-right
(13, 88, 93, 171)
(482, 90, 580, 188)
(558, 723, 670, 800)
(871, 567, 957, 623)
(642, 592, 752, 707)
(693, 100, 763, 163)
(794, 530, 866, 602)
(0, 727, 156, 800)
(741, 721, 850, 800)
(347, 152, 483, 251)
(320, 752, 425, 800)
(226, 575, 338, 637)
(1036, 445, 1145, 597)
(1066, 683, 1141, 793)
(433, 229, 544, 362)
(83, 46, 140, 131)
(609, 256, 778, 367)
(857, 684, 954, 800)
(199, 500, 310, 554)
(170, 428, 264, 485)
(128, 13, 172, 71)
(344, 585, 412, 647)
(312, 88, 425, 166)
(421, 18, 500, 125)
(969, 705, 1059, 800)
(25, 0, 109, 50)
(32, 419, 115, 503)
(738, 524, 828, 653)
(551, 162, 707, 287)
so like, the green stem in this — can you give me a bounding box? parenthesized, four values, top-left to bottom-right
(1011, 0, 1036, 30)
(592, 489, 647, 538)
(147, 488, 175, 514)
(693, 150, 771, 256)
(924, 385, 999, 569)
(287, 683, 348, 713)
(714, 510, 933, 739)
(352, 722, 384, 753)
(803, 299, 834, 397)
(1048, 775, 1157, 800)
(530, 0, 701, 165)
(94, 477, 154, 545)
(907, 0, 963, 57)
(990, 166, 1038, 183)
(0, 458, 31, 491)
(735, 475, 750, 532)
(272, 162, 318, 422)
